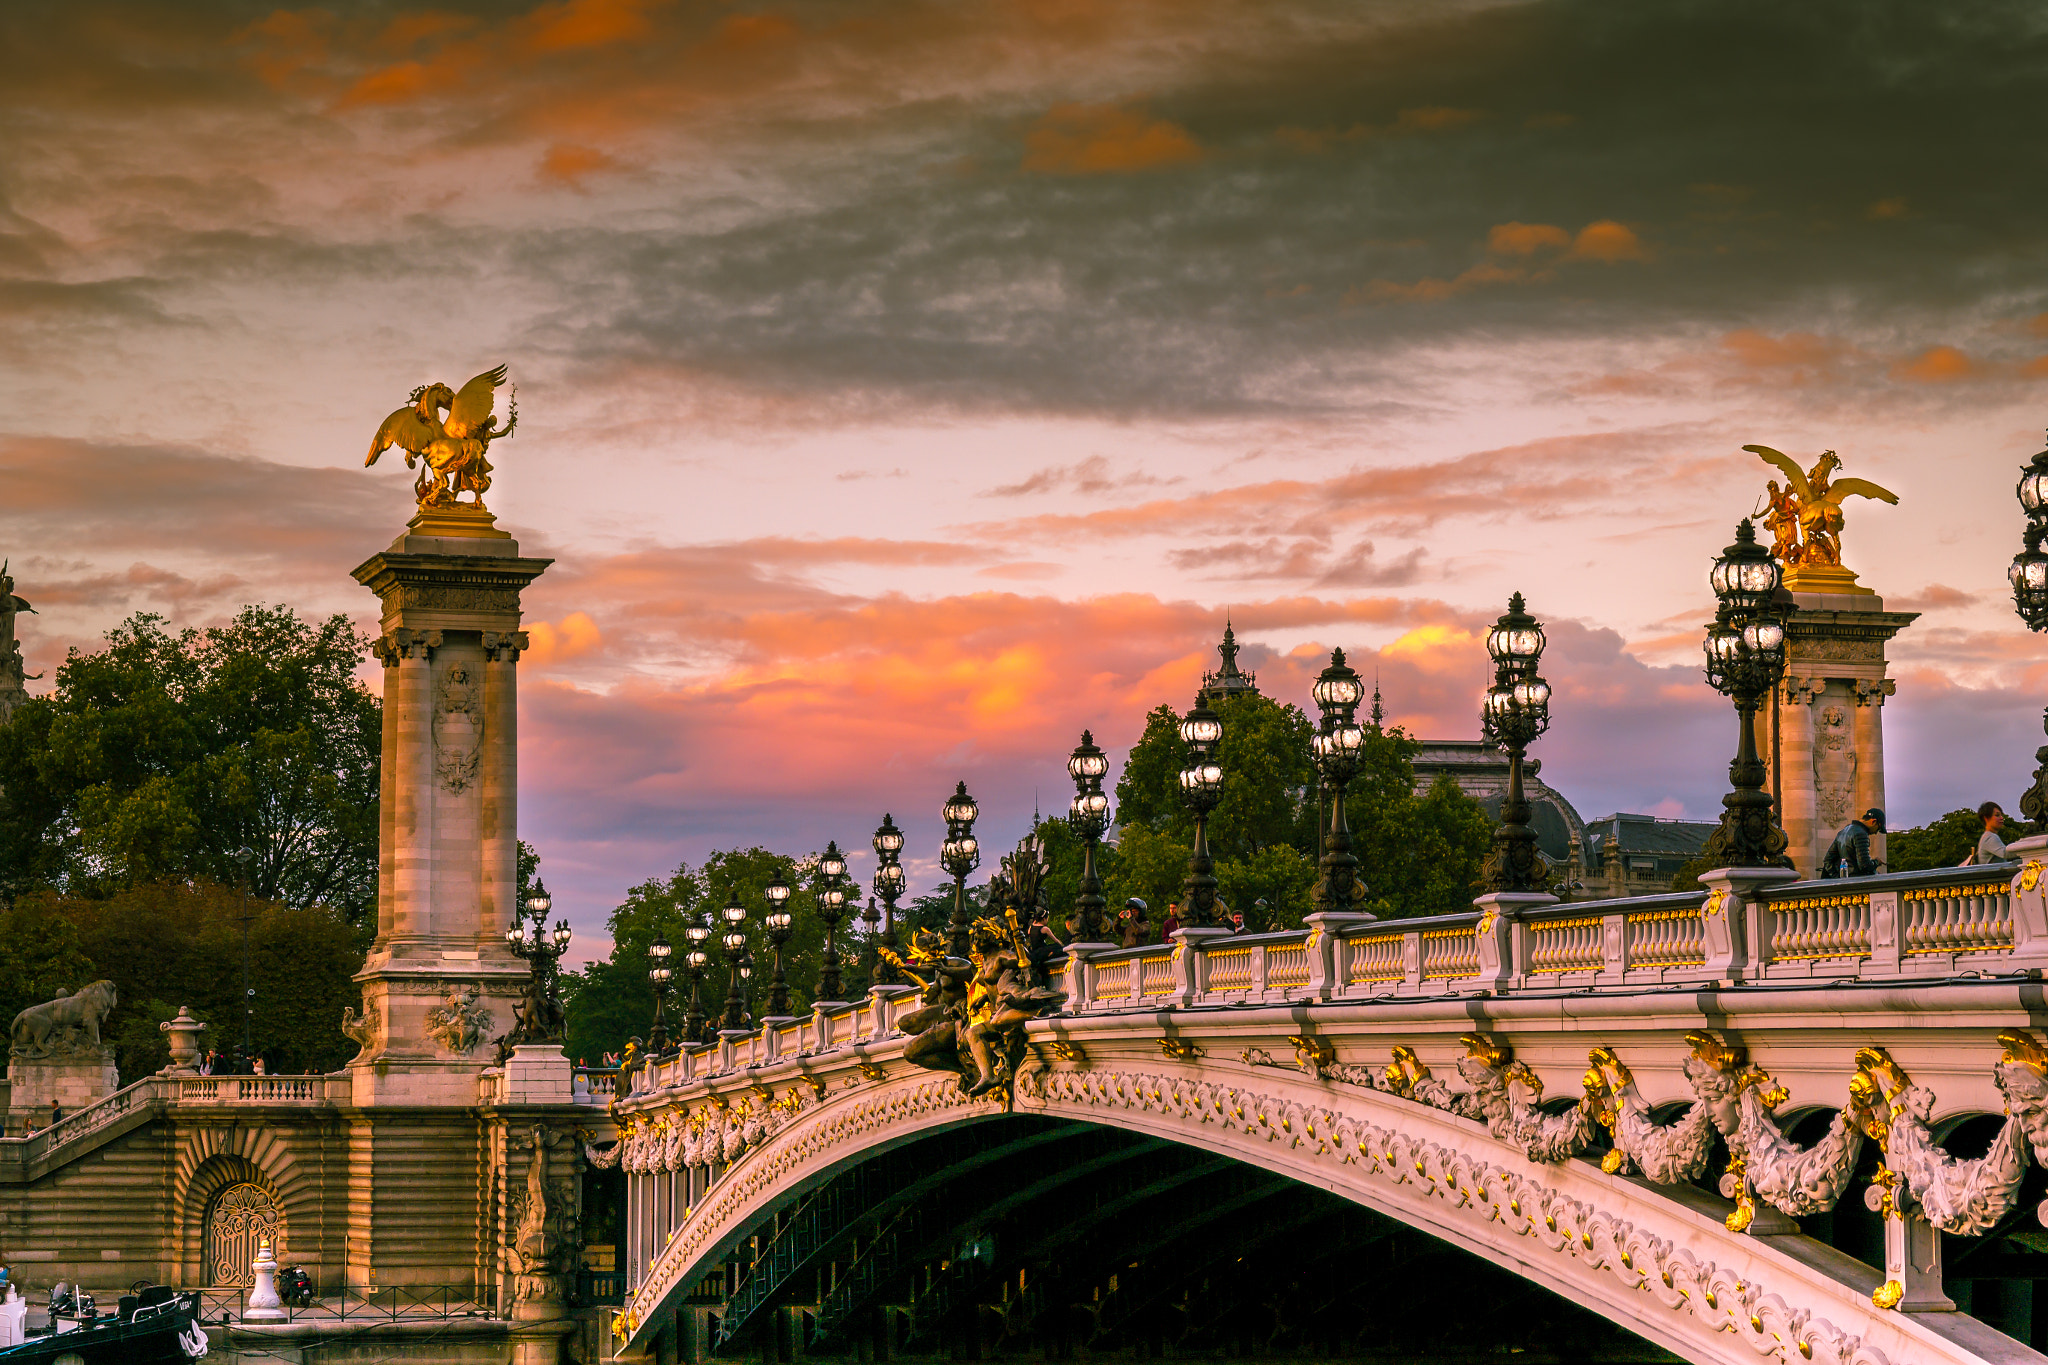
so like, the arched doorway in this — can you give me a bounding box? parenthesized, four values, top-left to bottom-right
(204, 1182, 281, 1288)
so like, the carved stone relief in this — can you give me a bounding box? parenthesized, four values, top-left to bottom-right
(1813, 702, 1857, 829)
(424, 984, 493, 1055)
(340, 1002, 380, 1059)
(433, 663, 484, 794)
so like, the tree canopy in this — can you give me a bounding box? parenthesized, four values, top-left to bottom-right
(0, 607, 380, 923)
(1094, 689, 1491, 928)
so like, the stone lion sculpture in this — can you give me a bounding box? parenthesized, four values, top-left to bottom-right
(10, 981, 118, 1058)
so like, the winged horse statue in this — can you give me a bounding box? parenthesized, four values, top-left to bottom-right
(366, 365, 518, 510)
(1744, 444, 1897, 568)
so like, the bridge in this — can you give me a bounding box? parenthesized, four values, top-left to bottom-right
(603, 856, 2048, 1364)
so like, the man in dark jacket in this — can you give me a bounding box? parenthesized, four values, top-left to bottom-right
(1821, 808, 1885, 878)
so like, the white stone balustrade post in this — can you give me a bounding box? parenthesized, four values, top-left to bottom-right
(1062, 944, 1100, 1012)
(1600, 910, 1627, 983)
(1471, 894, 1548, 991)
(1401, 932, 1423, 990)
(1172, 927, 1231, 1004)
(1868, 888, 1904, 973)
(1700, 867, 1796, 980)
(2009, 835, 2048, 961)
(1304, 913, 1373, 998)
(247, 1239, 288, 1321)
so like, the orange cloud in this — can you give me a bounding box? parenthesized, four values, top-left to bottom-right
(1022, 102, 1203, 175)
(1867, 197, 1908, 220)
(1891, 345, 1976, 383)
(1569, 220, 1647, 262)
(1347, 261, 1528, 304)
(526, 611, 604, 665)
(1487, 222, 1572, 256)
(1394, 106, 1482, 132)
(524, 0, 663, 53)
(540, 143, 618, 185)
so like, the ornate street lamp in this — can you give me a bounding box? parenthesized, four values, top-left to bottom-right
(646, 933, 674, 1053)
(763, 872, 795, 1018)
(1177, 694, 1224, 928)
(1066, 730, 1113, 941)
(718, 889, 750, 1032)
(940, 782, 981, 957)
(871, 815, 906, 986)
(682, 917, 711, 1044)
(505, 879, 572, 1046)
(815, 841, 849, 1001)
(1701, 520, 1794, 868)
(1479, 595, 1554, 893)
(2012, 435, 2048, 822)
(1309, 650, 1366, 914)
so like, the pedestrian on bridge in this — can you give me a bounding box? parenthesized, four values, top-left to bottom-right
(1821, 808, 1884, 879)
(1118, 898, 1150, 947)
(1976, 801, 2013, 865)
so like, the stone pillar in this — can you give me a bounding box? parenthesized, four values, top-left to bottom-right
(1774, 677, 1823, 876)
(1773, 588, 1916, 880)
(349, 526, 549, 1106)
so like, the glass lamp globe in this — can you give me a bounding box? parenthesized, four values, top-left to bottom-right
(943, 782, 979, 826)
(1311, 648, 1364, 710)
(685, 920, 710, 945)
(1068, 730, 1110, 780)
(1709, 520, 1782, 616)
(822, 886, 845, 911)
(1179, 701, 1223, 749)
(820, 842, 848, 879)
(876, 862, 906, 892)
(764, 874, 791, 906)
(505, 922, 526, 945)
(1512, 679, 1551, 709)
(722, 927, 746, 953)
(648, 935, 673, 963)
(873, 816, 905, 857)
(721, 893, 747, 926)
(2022, 468, 2048, 515)
(649, 964, 672, 985)
(766, 907, 791, 932)
(552, 920, 571, 948)
(687, 948, 708, 969)
(524, 882, 552, 916)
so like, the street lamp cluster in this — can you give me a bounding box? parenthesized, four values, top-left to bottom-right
(2012, 435, 2048, 824)
(1701, 520, 1794, 868)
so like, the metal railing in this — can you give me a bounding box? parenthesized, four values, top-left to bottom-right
(197, 1282, 489, 1324)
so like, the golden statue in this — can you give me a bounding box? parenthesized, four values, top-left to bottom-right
(1744, 444, 1898, 594)
(366, 365, 518, 531)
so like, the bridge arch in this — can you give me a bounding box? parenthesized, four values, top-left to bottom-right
(619, 1058, 2017, 1365)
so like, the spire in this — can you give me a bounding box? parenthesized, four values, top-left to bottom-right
(1199, 615, 1260, 703)
(1370, 674, 1384, 728)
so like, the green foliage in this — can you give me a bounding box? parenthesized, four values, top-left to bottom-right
(1887, 809, 1984, 872)
(563, 846, 841, 1065)
(0, 608, 380, 923)
(1, 880, 362, 1079)
(1104, 690, 1491, 923)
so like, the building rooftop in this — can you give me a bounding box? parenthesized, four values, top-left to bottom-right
(1199, 622, 1260, 703)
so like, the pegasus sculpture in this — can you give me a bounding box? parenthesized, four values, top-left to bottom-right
(366, 365, 518, 511)
(1745, 444, 1898, 570)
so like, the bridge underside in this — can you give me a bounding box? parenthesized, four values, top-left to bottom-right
(680, 1115, 1697, 1362)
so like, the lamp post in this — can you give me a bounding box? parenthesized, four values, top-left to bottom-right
(1177, 694, 1224, 928)
(871, 814, 906, 987)
(2012, 435, 2048, 824)
(1480, 595, 1554, 893)
(506, 879, 573, 1045)
(682, 917, 711, 1045)
(763, 872, 795, 1018)
(1309, 650, 1366, 915)
(1701, 520, 1794, 868)
(815, 841, 849, 1002)
(646, 933, 674, 1053)
(940, 782, 981, 957)
(717, 889, 750, 1033)
(1067, 730, 1113, 942)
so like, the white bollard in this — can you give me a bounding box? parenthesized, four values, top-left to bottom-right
(244, 1240, 287, 1321)
(0, 1285, 24, 1347)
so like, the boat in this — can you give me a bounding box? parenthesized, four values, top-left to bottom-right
(0, 1284, 207, 1362)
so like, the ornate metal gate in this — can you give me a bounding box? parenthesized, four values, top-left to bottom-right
(204, 1182, 280, 1287)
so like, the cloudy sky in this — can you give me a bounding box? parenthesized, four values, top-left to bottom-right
(5, 0, 2046, 956)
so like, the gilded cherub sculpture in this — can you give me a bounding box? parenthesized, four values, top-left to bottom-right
(366, 365, 518, 511)
(1745, 445, 1898, 572)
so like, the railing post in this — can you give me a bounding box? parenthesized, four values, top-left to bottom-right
(1868, 889, 1903, 974)
(1304, 913, 1373, 999)
(1601, 910, 1627, 982)
(1699, 867, 1796, 981)
(2010, 835, 2048, 963)
(1063, 944, 1100, 1012)
(1471, 894, 1549, 991)
(1401, 932, 1423, 991)
(1173, 927, 1232, 1003)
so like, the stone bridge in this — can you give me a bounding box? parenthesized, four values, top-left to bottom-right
(605, 857, 2048, 1364)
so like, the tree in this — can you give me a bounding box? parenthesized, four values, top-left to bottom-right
(1, 880, 362, 1079)
(1887, 809, 1982, 872)
(1102, 689, 1491, 923)
(0, 608, 380, 924)
(562, 846, 837, 1065)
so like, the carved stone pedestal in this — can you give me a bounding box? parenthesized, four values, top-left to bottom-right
(6, 1050, 117, 1133)
(500, 1045, 573, 1106)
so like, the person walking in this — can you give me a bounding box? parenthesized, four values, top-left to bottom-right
(1977, 802, 2013, 864)
(1821, 808, 1885, 879)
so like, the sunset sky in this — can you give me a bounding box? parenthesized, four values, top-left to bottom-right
(5, 0, 2047, 958)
